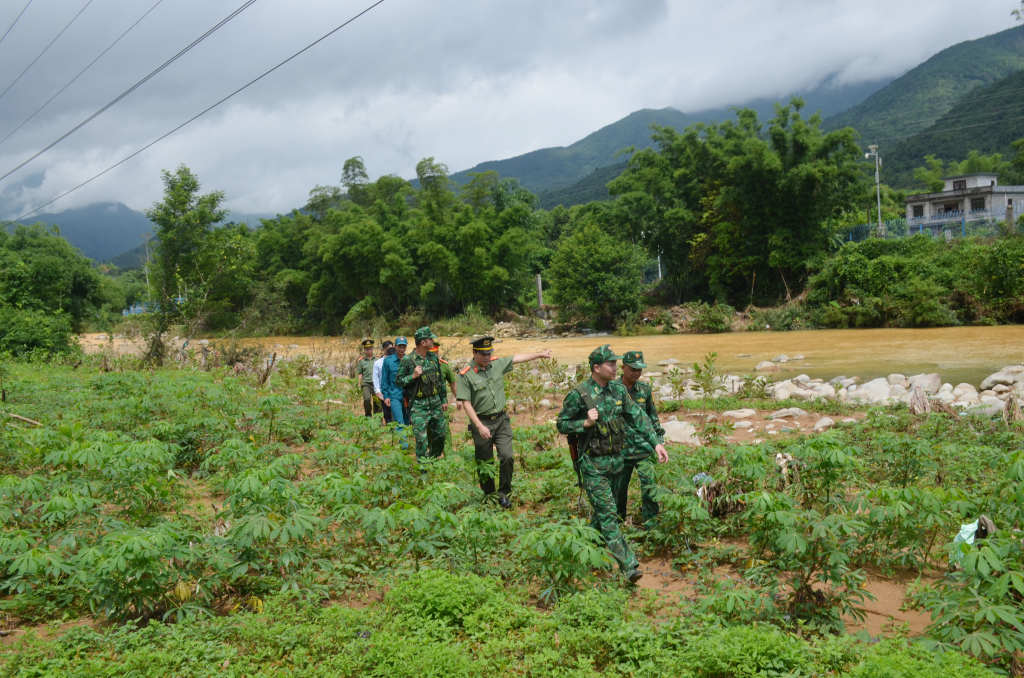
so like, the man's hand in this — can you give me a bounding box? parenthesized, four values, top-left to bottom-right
(384, 398, 391, 407)
(412, 366, 423, 378)
(477, 423, 492, 440)
(538, 350, 552, 359)
(441, 403, 448, 412)
(456, 401, 463, 411)
(583, 407, 599, 428)
(655, 444, 669, 464)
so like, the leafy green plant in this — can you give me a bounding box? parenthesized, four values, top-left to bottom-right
(513, 519, 613, 605)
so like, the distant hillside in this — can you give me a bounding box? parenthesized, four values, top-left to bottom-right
(10, 202, 151, 261)
(824, 25, 1024, 145)
(537, 162, 627, 209)
(445, 76, 892, 195)
(105, 239, 154, 270)
(883, 68, 1024, 188)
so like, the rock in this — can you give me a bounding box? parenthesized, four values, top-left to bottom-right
(813, 417, 834, 432)
(965, 403, 1003, 417)
(539, 399, 553, 408)
(722, 408, 756, 419)
(910, 373, 941, 394)
(792, 354, 805, 361)
(814, 384, 837, 401)
(956, 393, 980, 404)
(771, 354, 789, 363)
(841, 418, 857, 423)
(937, 383, 953, 394)
(887, 374, 906, 385)
(981, 395, 1006, 409)
(657, 384, 675, 398)
(952, 382, 978, 397)
(993, 384, 1011, 394)
(793, 374, 811, 385)
(981, 390, 996, 398)
(889, 384, 907, 397)
(732, 420, 753, 430)
(789, 389, 818, 401)
(851, 378, 893, 403)
(837, 387, 848, 402)
(1015, 372, 1024, 386)
(658, 359, 680, 366)
(774, 389, 791, 401)
(828, 375, 847, 386)
(287, 344, 300, 350)
(96, 334, 107, 340)
(839, 378, 857, 388)
(662, 421, 701, 446)
(667, 415, 678, 422)
(755, 361, 778, 371)
(769, 407, 807, 419)
(737, 353, 751, 358)
(198, 339, 210, 346)
(981, 369, 1016, 391)
(932, 391, 955, 404)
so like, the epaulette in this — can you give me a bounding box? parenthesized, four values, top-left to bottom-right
(459, 366, 472, 375)
(440, 358, 449, 365)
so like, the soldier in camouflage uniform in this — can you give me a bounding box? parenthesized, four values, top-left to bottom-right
(556, 345, 669, 582)
(614, 350, 666, 528)
(395, 327, 449, 461)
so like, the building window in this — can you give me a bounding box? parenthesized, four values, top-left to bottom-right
(943, 202, 960, 213)
(912, 205, 924, 218)
(953, 180, 967, 190)
(970, 198, 985, 211)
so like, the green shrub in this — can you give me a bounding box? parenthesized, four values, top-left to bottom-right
(747, 304, 815, 331)
(845, 639, 993, 678)
(384, 569, 507, 628)
(689, 302, 734, 333)
(0, 308, 76, 356)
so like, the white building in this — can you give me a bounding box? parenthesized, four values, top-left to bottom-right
(904, 173, 1024, 223)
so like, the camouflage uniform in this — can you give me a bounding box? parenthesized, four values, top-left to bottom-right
(615, 350, 665, 527)
(395, 327, 448, 461)
(431, 344, 457, 453)
(556, 345, 660, 574)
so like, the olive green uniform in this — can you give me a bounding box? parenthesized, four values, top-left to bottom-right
(395, 338, 448, 460)
(457, 355, 515, 497)
(556, 355, 660, 573)
(616, 378, 664, 526)
(356, 356, 379, 417)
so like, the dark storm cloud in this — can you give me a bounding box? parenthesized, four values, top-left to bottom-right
(0, 0, 1013, 218)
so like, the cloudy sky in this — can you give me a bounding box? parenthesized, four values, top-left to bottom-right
(0, 0, 1015, 219)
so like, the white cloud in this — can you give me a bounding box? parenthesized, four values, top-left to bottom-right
(0, 0, 1014, 217)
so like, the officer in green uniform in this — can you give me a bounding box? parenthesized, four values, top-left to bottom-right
(456, 337, 551, 508)
(556, 345, 669, 582)
(615, 350, 666, 528)
(430, 340, 459, 452)
(395, 327, 449, 461)
(355, 339, 379, 417)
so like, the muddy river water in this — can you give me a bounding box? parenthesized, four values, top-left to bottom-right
(234, 325, 1024, 387)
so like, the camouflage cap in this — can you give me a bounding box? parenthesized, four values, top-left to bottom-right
(588, 344, 623, 366)
(413, 326, 437, 342)
(622, 350, 647, 369)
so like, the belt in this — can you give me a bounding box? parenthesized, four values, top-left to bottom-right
(477, 410, 506, 421)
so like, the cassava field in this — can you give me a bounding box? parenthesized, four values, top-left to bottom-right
(0, 349, 1021, 677)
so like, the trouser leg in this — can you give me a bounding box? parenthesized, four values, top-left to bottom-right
(471, 413, 514, 496)
(580, 453, 638, 572)
(635, 456, 660, 527)
(382, 398, 394, 424)
(361, 384, 373, 417)
(389, 398, 408, 449)
(426, 407, 446, 459)
(616, 457, 638, 521)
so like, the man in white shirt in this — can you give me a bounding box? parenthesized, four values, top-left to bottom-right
(373, 340, 394, 424)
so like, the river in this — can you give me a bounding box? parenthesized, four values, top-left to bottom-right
(242, 325, 1024, 387)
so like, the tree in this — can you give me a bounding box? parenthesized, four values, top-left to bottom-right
(609, 99, 863, 306)
(342, 156, 371, 207)
(547, 223, 648, 328)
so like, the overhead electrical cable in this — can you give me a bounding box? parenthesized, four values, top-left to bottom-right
(0, 0, 93, 102)
(0, 0, 33, 48)
(866, 112, 1024, 144)
(7, 0, 386, 222)
(0, 0, 165, 148)
(0, 0, 257, 182)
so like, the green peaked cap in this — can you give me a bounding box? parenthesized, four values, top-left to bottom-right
(622, 350, 647, 368)
(588, 344, 623, 365)
(413, 326, 437, 341)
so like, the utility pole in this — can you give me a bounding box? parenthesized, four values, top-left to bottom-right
(865, 145, 883, 237)
(535, 274, 543, 308)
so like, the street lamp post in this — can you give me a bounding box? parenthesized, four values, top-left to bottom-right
(865, 145, 883, 237)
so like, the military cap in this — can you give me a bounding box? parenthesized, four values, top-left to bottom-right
(471, 336, 495, 353)
(413, 326, 437, 342)
(622, 350, 647, 369)
(588, 344, 623, 365)
(360, 338, 374, 348)
(394, 336, 408, 346)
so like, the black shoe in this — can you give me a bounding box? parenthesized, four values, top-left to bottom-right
(498, 494, 511, 509)
(626, 569, 643, 584)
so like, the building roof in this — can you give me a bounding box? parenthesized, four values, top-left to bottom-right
(941, 172, 999, 180)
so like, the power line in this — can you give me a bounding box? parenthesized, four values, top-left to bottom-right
(0, 0, 32, 48)
(7, 0, 387, 223)
(868, 112, 1024, 144)
(0, 0, 257, 183)
(0, 0, 164, 148)
(0, 0, 93, 102)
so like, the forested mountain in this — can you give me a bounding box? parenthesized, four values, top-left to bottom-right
(882, 68, 1024, 188)
(9, 202, 152, 262)
(447, 76, 892, 196)
(823, 24, 1024, 145)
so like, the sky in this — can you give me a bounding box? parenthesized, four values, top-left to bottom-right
(0, 0, 1016, 219)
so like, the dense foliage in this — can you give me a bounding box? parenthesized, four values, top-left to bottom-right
(0, 355, 1020, 674)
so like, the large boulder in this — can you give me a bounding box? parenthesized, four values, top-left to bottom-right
(662, 421, 701, 446)
(813, 417, 834, 432)
(771, 355, 790, 363)
(769, 407, 807, 419)
(754, 361, 778, 371)
(887, 374, 906, 385)
(851, 378, 893, 403)
(732, 420, 753, 430)
(793, 374, 811, 385)
(909, 373, 942, 394)
(813, 384, 837, 401)
(981, 369, 1016, 391)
